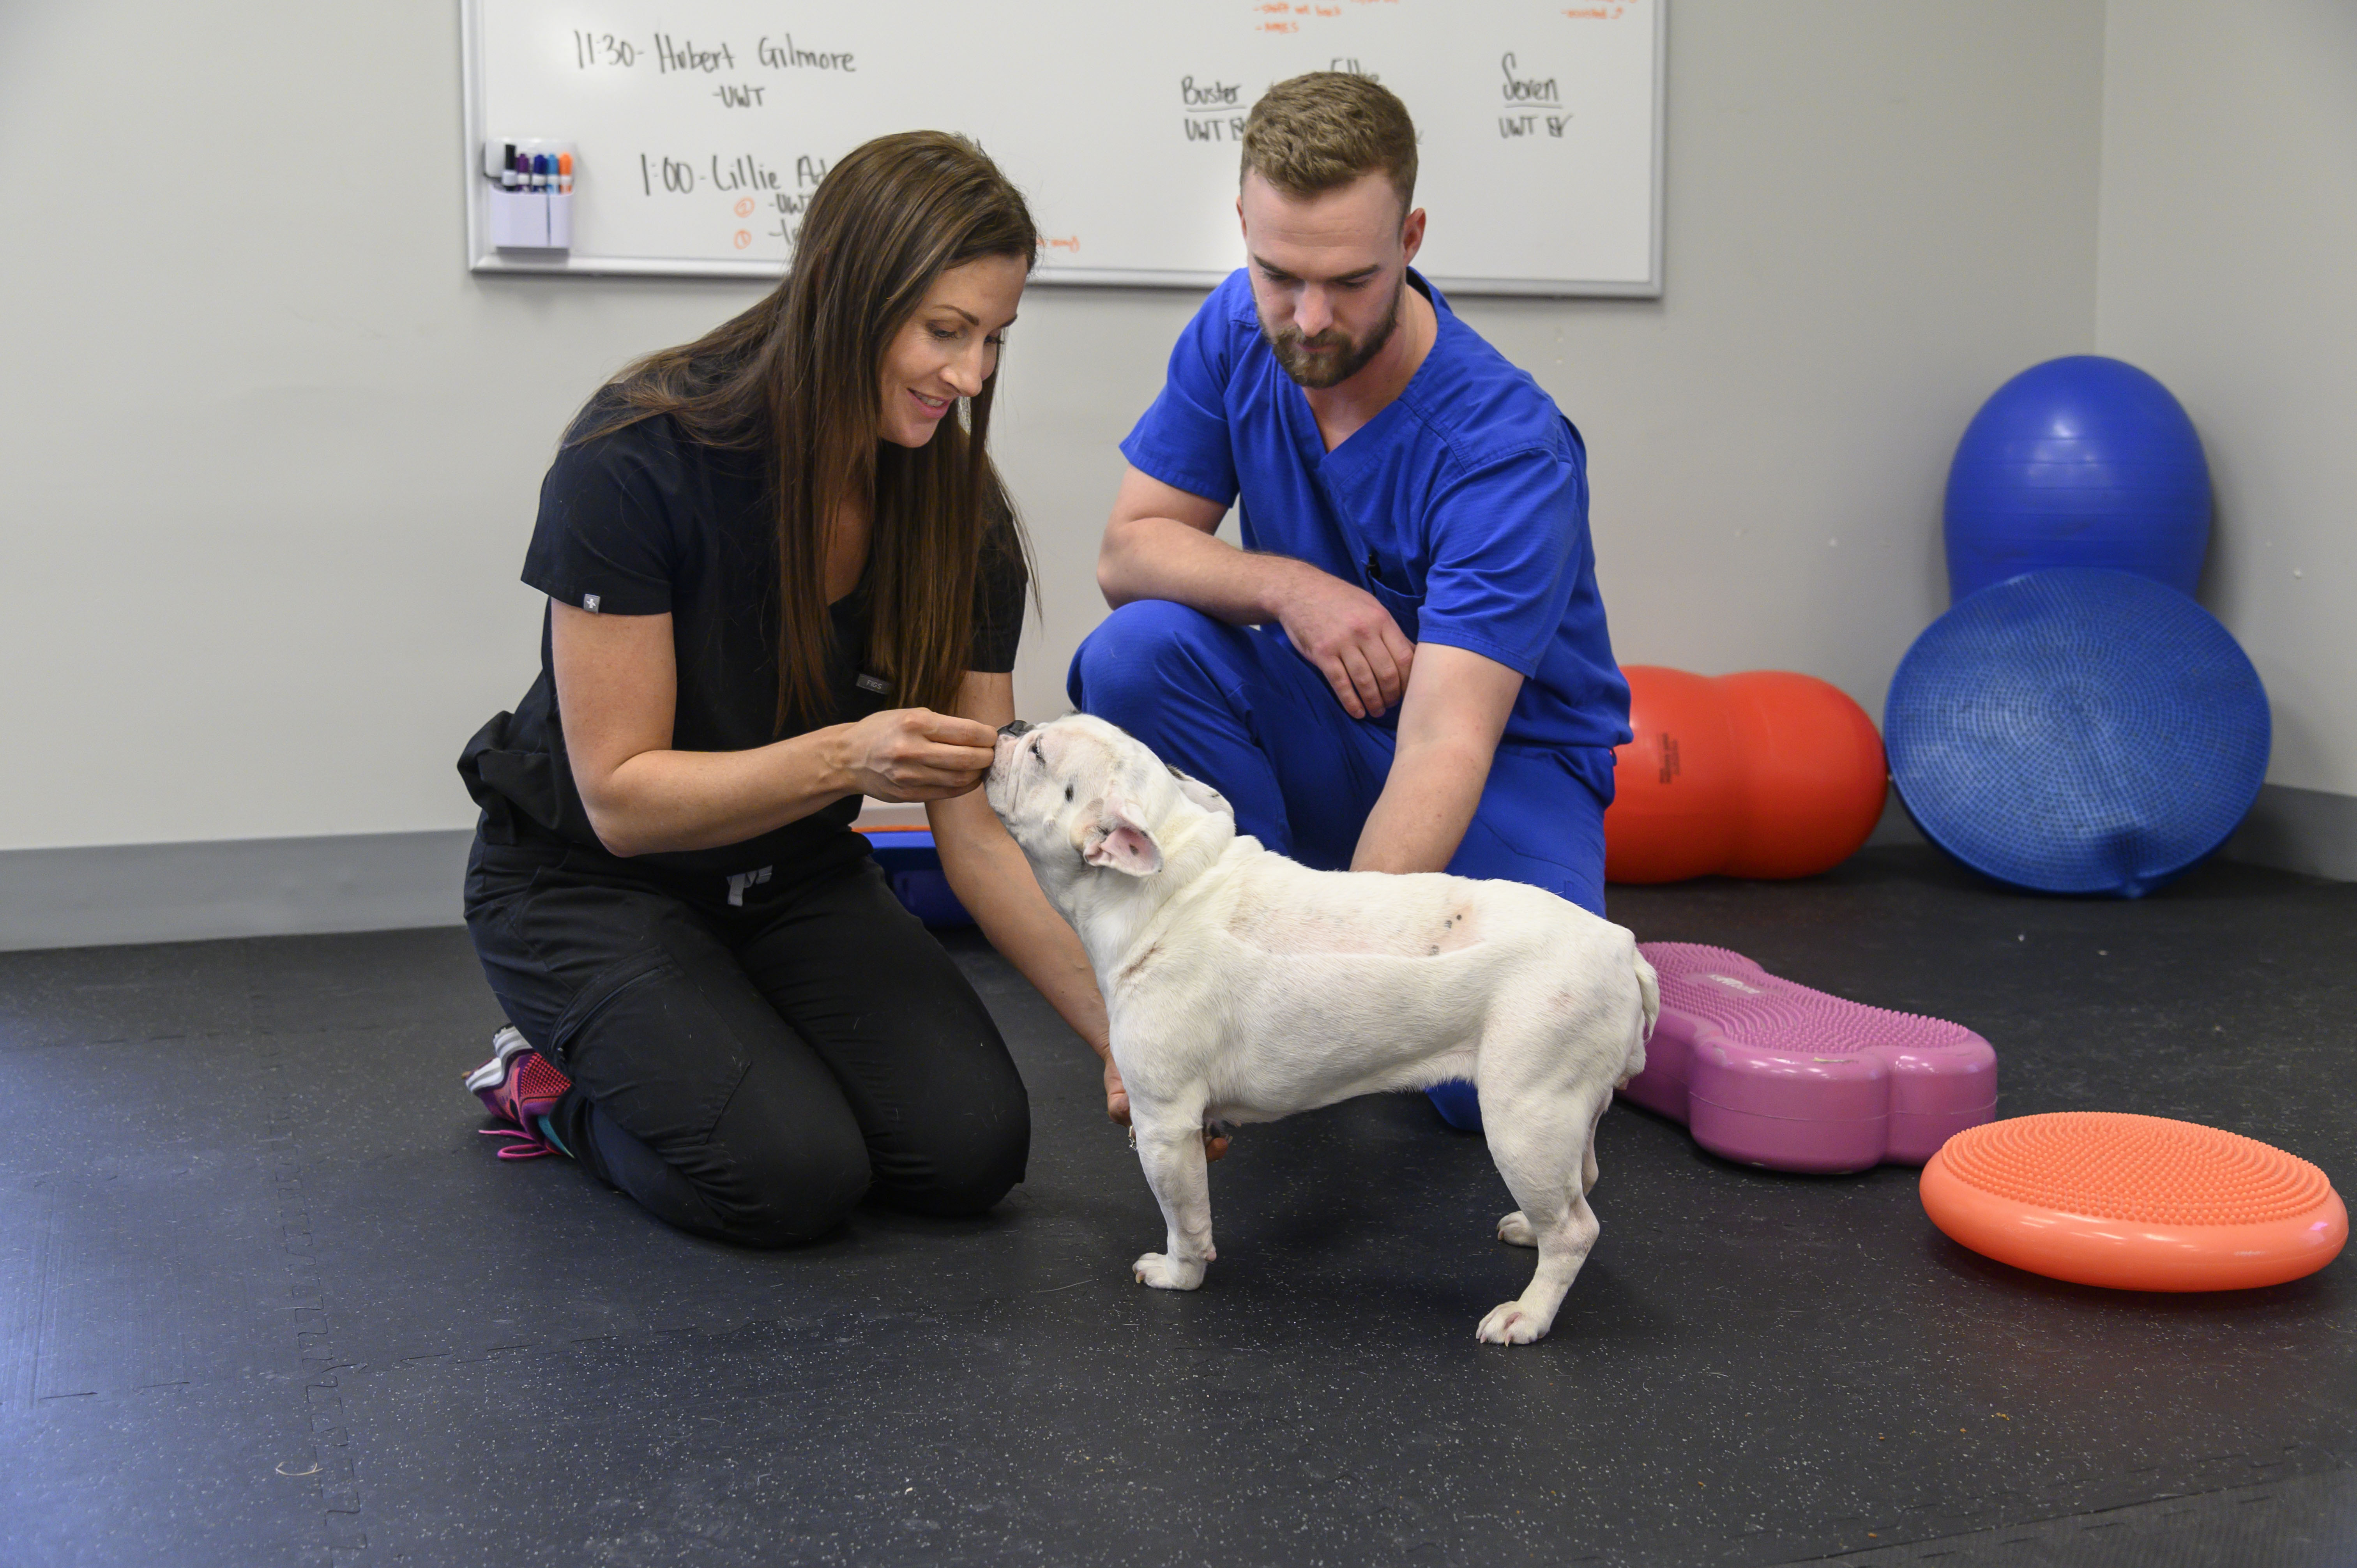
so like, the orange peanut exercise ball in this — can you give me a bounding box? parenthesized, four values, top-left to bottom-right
(1603, 666, 1740, 883)
(1606, 666, 1889, 883)
(1719, 671, 1891, 878)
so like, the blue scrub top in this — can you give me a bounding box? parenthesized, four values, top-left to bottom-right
(1120, 268, 1632, 758)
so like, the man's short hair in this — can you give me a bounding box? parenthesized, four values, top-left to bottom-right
(1240, 72, 1418, 217)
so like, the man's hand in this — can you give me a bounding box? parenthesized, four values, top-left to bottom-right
(1273, 562, 1417, 720)
(1102, 1054, 1230, 1162)
(1097, 466, 1410, 722)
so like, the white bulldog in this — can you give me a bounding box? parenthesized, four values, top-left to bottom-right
(985, 713, 1658, 1345)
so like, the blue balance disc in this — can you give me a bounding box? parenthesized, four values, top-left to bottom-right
(1945, 356, 2211, 602)
(1885, 569, 2268, 897)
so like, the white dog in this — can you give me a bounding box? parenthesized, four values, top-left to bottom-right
(984, 713, 1658, 1345)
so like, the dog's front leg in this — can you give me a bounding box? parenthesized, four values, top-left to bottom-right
(1129, 1108, 1216, 1291)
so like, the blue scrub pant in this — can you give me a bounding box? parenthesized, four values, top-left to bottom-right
(1067, 601, 1615, 1131)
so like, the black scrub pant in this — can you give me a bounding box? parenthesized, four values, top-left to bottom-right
(462, 832, 1030, 1247)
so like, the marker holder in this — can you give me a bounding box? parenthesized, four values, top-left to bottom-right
(484, 138, 578, 251)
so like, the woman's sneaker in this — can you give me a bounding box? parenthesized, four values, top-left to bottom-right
(465, 1026, 573, 1160)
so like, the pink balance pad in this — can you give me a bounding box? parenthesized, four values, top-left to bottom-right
(1622, 943, 1997, 1174)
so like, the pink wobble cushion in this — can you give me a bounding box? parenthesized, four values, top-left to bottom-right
(1622, 943, 1997, 1173)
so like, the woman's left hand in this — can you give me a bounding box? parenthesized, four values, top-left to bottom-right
(1102, 1054, 1229, 1162)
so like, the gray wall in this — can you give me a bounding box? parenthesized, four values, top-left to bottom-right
(0, 0, 2103, 839)
(12, 0, 2333, 944)
(2096, 1, 2357, 802)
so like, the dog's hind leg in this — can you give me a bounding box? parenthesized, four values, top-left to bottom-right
(1582, 1091, 1608, 1196)
(1478, 1084, 1608, 1345)
(1495, 1071, 1611, 1245)
(1129, 1103, 1216, 1291)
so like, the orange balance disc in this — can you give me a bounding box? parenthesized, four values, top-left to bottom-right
(1921, 1112, 2346, 1291)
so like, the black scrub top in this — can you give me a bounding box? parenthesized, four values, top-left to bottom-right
(459, 397, 1027, 884)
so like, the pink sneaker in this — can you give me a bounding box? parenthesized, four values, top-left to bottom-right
(464, 1026, 574, 1160)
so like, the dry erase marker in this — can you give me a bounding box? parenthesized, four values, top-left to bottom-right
(500, 142, 518, 190)
(558, 152, 573, 194)
(538, 153, 557, 191)
(513, 148, 532, 189)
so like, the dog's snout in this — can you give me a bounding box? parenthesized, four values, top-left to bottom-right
(999, 720, 1034, 739)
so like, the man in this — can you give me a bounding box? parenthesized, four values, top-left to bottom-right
(1069, 72, 1631, 1128)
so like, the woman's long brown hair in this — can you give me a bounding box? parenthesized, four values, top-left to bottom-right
(574, 131, 1037, 729)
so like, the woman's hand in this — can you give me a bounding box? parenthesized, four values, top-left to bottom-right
(1102, 1056, 1229, 1162)
(1103, 1055, 1129, 1126)
(837, 708, 1000, 802)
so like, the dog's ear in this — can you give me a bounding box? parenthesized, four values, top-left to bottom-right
(1082, 795, 1164, 877)
(1166, 765, 1235, 821)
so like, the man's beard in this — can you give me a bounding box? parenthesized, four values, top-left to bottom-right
(1260, 275, 1403, 389)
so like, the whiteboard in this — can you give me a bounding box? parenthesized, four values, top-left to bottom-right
(461, 0, 1664, 297)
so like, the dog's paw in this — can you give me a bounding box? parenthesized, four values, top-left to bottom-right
(1495, 1210, 1537, 1248)
(1132, 1252, 1207, 1291)
(1475, 1302, 1551, 1346)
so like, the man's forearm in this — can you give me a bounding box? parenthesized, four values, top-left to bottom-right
(1098, 513, 1306, 623)
(1353, 642, 1523, 872)
(1351, 736, 1497, 874)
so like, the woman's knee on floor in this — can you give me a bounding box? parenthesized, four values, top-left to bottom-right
(702, 1073, 1028, 1236)
(694, 1063, 1026, 1237)
(871, 1085, 1032, 1219)
(701, 1073, 875, 1247)
(578, 1090, 870, 1249)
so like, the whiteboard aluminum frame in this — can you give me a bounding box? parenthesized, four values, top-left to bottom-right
(461, 0, 1666, 300)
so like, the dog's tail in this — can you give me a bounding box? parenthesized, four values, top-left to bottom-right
(1618, 945, 1660, 1089)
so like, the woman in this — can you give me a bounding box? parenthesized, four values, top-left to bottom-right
(455, 132, 1110, 1247)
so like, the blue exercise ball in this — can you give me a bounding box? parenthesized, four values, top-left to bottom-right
(1885, 569, 2268, 899)
(1945, 356, 2211, 602)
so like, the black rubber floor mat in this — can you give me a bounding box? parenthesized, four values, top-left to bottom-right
(0, 850, 2350, 1566)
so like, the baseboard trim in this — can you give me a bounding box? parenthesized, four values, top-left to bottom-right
(1869, 781, 2353, 883)
(0, 830, 474, 952)
(2223, 782, 2357, 883)
(4, 781, 2346, 953)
